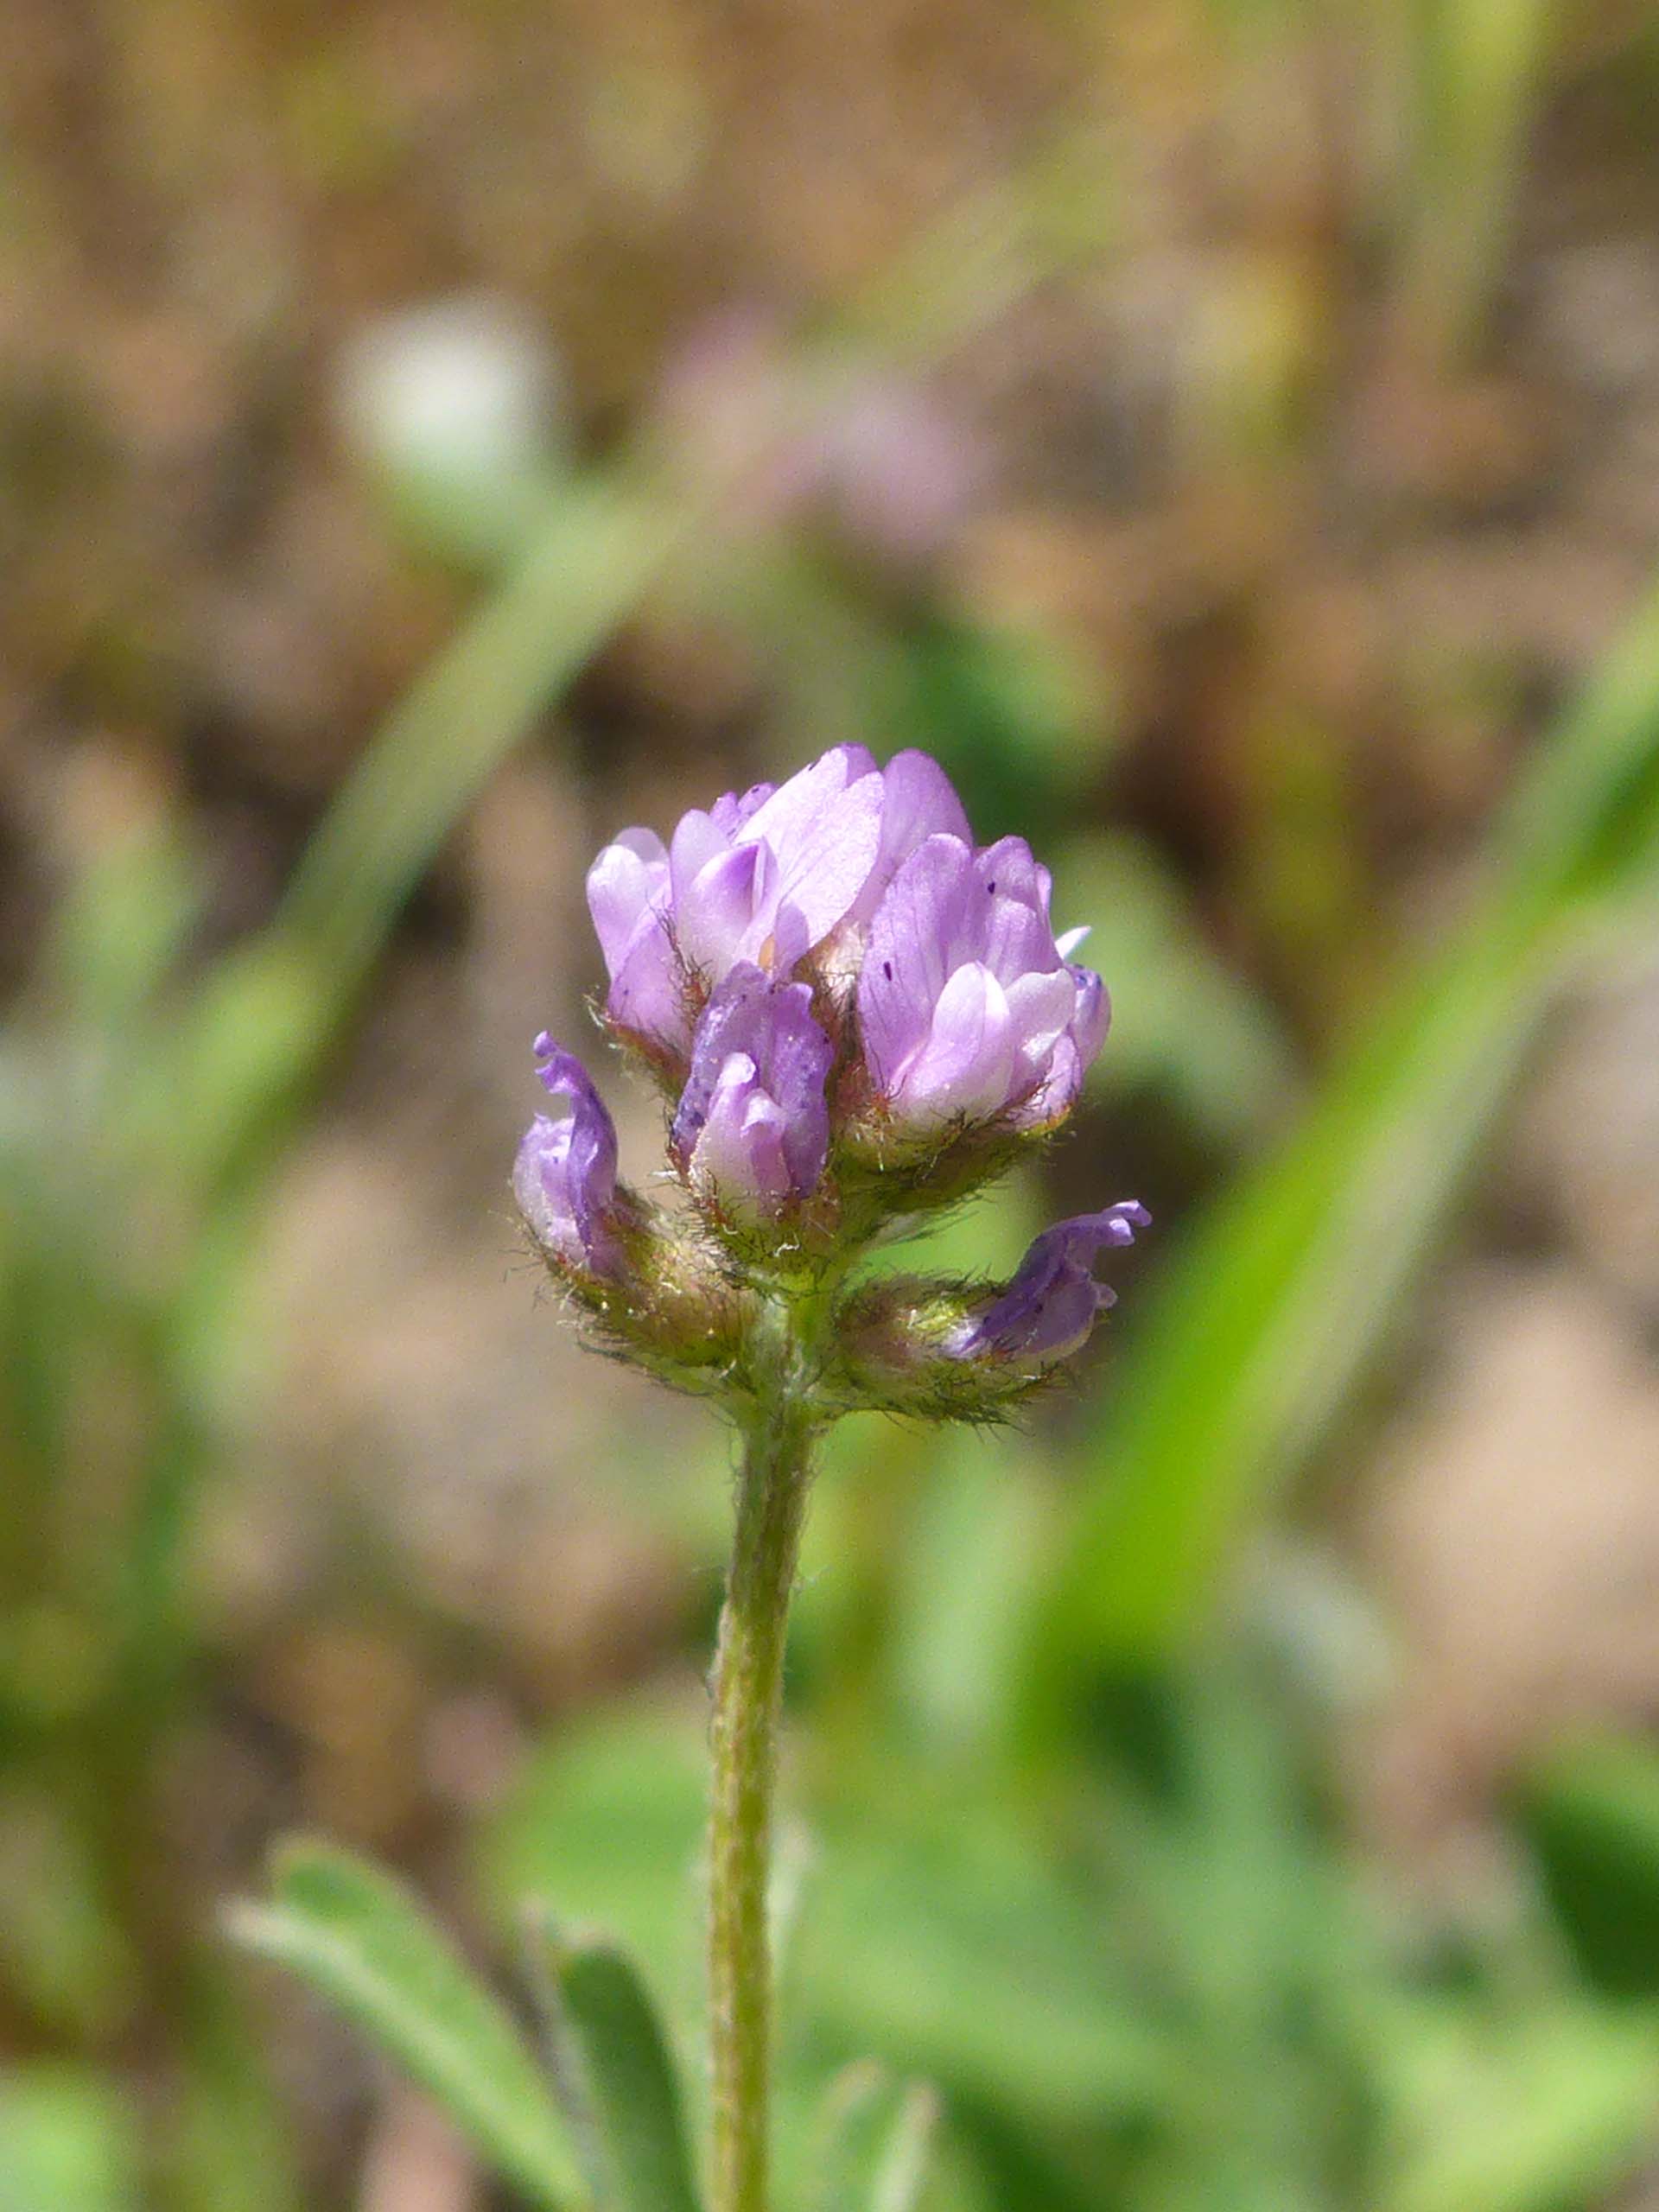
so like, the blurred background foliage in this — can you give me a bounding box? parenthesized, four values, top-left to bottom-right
(6, 0, 1659, 2204)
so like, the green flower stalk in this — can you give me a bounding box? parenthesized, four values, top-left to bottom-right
(518, 747, 1146, 2212)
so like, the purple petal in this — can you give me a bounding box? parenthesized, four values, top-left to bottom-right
(694, 1058, 793, 1207)
(741, 746, 878, 868)
(710, 782, 776, 835)
(669, 808, 735, 915)
(607, 929, 687, 1051)
(860, 819, 1110, 1131)
(858, 833, 976, 1091)
(1068, 964, 1110, 1070)
(973, 836, 1049, 918)
(514, 1115, 583, 1264)
(892, 962, 1017, 1123)
(515, 1040, 623, 1274)
(677, 840, 771, 977)
(753, 768, 885, 952)
(849, 749, 972, 922)
(672, 963, 831, 1214)
(587, 830, 687, 1050)
(586, 829, 670, 974)
(951, 1202, 1150, 1363)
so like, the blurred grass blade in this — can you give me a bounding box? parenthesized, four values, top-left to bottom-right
(276, 469, 678, 991)
(809, 2063, 893, 2212)
(1402, 0, 1554, 361)
(532, 1925, 702, 2212)
(872, 2083, 943, 2212)
(48, 826, 200, 1034)
(1051, 578, 1659, 1666)
(226, 1841, 582, 2212)
(808, 2068, 940, 2212)
(166, 471, 683, 1193)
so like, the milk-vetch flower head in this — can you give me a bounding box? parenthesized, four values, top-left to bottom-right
(856, 832, 1109, 1130)
(671, 964, 833, 1217)
(950, 1202, 1150, 1364)
(586, 747, 973, 1061)
(528, 744, 1145, 1411)
(513, 1038, 624, 1276)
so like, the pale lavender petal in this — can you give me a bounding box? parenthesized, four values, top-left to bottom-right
(695, 1060, 792, 1207)
(973, 836, 1049, 920)
(669, 808, 735, 915)
(860, 815, 1111, 1131)
(740, 745, 878, 864)
(858, 834, 974, 1090)
(1004, 966, 1081, 1102)
(849, 748, 973, 921)
(1067, 964, 1111, 1071)
(677, 841, 770, 976)
(893, 962, 1017, 1123)
(607, 929, 687, 1049)
(753, 896, 812, 978)
(586, 829, 669, 976)
(710, 782, 775, 835)
(760, 770, 884, 951)
(981, 893, 1061, 994)
(1025, 1032, 1083, 1126)
(514, 1115, 582, 1264)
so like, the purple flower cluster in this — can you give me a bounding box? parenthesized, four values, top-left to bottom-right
(516, 745, 1146, 1380)
(584, 743, 1104, 1142)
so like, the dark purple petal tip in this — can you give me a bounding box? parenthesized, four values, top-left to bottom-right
(950, 1200, 1150, 1365)
(514, 1038, 622, 1274)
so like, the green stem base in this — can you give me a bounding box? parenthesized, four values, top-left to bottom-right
(707, 1351, 816, 2212)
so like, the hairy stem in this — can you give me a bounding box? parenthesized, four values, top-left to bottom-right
(708, 1320, 817, 2212)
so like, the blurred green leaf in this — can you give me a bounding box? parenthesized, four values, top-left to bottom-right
(808, 2065, 895, 2212)
(1378, 2000, 1659, 2212)
(1051, 579, 1659, 1667)
(886, 616, 1109, 842)
(534, 1925, 702, 2212)
(885, 1428, 1047, 1763)
(229, 1840, 583, 2212)
(869, 2082, 944, 2212)
(0, 2068, 139, 2212)
(482, 1705, 710, 2040)
(486, 1710, 1176, 2138)
(1518, 1733, 1659, 1999)
(47, 828, 200, 1035)
(795, 1813, 1171, 2122)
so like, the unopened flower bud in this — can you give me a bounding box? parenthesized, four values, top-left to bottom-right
(949, 1203, 1151, 1363)
(671, 964, 832, 1218)
(513, 1038, 625, 1276)
(528, 743, 1144, 1404)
